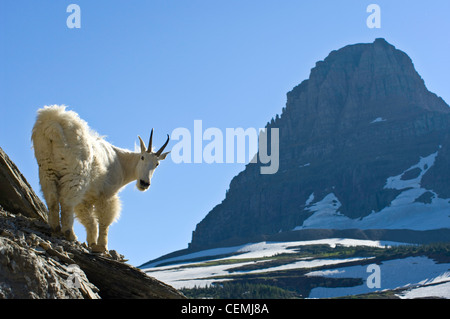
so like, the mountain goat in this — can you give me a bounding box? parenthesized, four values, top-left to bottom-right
(31, 105, 170, 252)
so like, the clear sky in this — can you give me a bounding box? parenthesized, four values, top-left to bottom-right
(1, 1, 449, 266)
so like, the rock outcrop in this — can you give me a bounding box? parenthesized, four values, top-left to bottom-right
(0, 146, 184, 299)
(0, 147, 47, 222)
(189, 38, 450, 251)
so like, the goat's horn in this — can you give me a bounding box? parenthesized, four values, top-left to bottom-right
(155, 134, 170, 156)
(147, 128, 154, 153)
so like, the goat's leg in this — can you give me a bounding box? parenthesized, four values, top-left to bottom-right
(59, 175, 88, 241)
(60, 202, 77, 241)
(94, 224, 110, 253)
(38, 168, 60, 232)
(47, 202, 61, 233)
(92, 195, 121, 253)
(75, 202, 98, 248)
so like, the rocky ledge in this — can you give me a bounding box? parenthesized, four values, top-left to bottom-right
(0, 146, 184, 299)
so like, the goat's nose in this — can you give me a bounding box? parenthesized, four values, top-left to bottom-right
(139, 179, 150, 188)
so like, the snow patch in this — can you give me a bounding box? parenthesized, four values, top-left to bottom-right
(294, 193, 345, 230)
(398, 271, 450, 299)
(384, 151, 438, 190)
(370, 117, 386, 123)
(306, 269, 345, 277)
(294, 149, 450, 231)
(305, 193, 315, 206)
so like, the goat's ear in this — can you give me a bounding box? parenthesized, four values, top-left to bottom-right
(158, 151, 170, 160)
(138, 136, 146, 153)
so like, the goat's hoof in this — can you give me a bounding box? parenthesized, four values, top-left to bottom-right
(50, 225, 61, 235)
(63, 229, 77, 241)
(91, 244, 107, 253)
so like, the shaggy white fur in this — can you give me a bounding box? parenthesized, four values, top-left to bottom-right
(31, 105, 169, 252)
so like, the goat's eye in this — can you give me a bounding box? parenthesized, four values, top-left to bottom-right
(141, 156, 145, 161)
(156, 163, 159, 167)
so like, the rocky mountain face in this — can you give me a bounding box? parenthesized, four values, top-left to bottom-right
(189, 38, 450, 251)
(0, 146, 184, 299)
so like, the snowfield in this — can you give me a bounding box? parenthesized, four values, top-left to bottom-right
(142, 239, 401, 290)
(142, 239, 450, 298)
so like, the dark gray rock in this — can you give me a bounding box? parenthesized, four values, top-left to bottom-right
(0, 147, 47, 222)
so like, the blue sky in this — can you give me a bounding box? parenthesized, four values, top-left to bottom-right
(1, 1, 449, 266)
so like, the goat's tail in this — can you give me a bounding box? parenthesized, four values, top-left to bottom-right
(32, 105, 68, 152)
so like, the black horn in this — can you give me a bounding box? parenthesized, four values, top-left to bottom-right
(147, 128, 154, 153)
(155, 134, 170, 156)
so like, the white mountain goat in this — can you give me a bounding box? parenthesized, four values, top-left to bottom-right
(31, 105, 170, 252)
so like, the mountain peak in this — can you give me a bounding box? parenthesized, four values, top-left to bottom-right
(285, 39, 448, 130)
(373, 37, 391, 46)
(189, 39, 450, 251)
